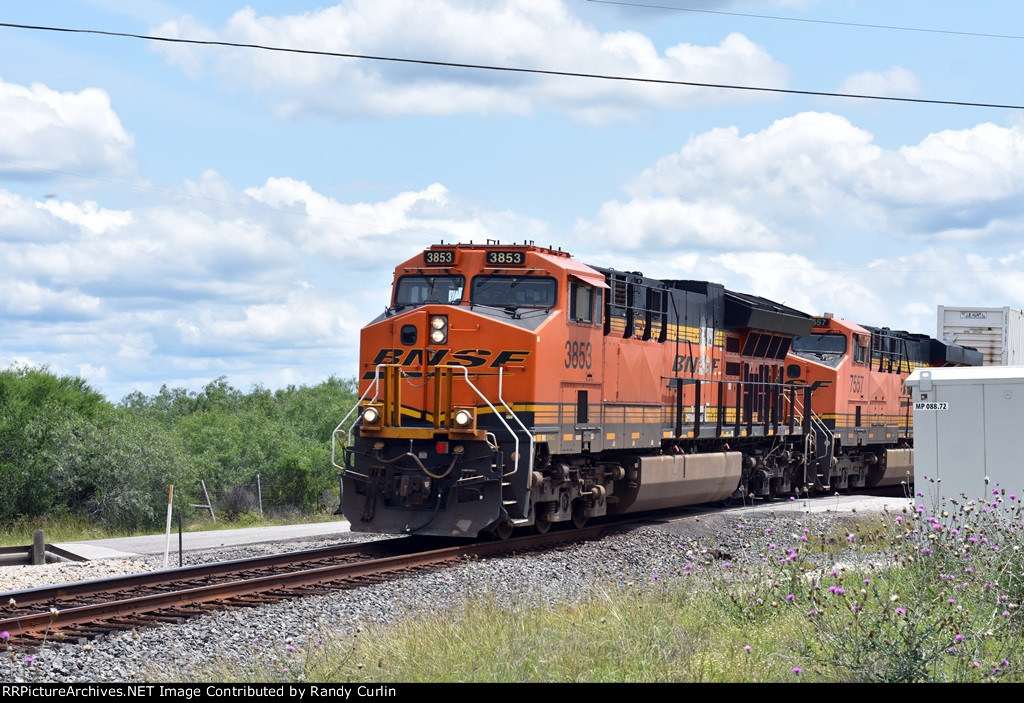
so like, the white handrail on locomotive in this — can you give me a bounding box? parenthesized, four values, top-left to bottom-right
(330, 363, 533, 481)
(496, 366, 536, 482)
(785, 390, 836, 489)
(449, 364, 527, 478)
(330, 365, 386, 472)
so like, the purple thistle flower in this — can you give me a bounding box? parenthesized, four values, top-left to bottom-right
(973, 661, 981, 668)
(922, 548, 932, 555)
(287, 645, 296, 652)
(955, 634, 964, 643)
(896, 607, 906, 615)
(792, 667, 802, 675)
(786, 594, 795, 602)
(1003, 611, 1011, 617)
(652, 573, 660, 580)
(0, 631, 8, 639)
(864, 578, 871, 585)
(744, 645, 752, 653)
(895, 516, 903, 523)
(24, 656, 34, 664)
(948, 598, 956, 604)
(769, 543, 777, 550)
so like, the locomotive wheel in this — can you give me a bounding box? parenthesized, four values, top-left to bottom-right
(572, 512, 588, 529)
(492, 521, 514, 540)
(533, 516, 552, 534)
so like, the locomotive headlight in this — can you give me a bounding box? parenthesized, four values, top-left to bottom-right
(430, 315, 448, 344)
(452, 407, 475, 429)
(362, 406, 382, 426)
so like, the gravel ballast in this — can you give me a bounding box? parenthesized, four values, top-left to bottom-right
(1, 499, 905, 683)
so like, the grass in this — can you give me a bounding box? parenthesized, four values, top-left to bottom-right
(174, 478, 1024, 683)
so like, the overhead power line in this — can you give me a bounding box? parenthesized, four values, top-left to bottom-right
(587, 0, 1024, 41)
(0, 21, 1021, 110)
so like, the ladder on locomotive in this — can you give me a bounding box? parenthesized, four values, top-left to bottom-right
(790, 393, 837, 491)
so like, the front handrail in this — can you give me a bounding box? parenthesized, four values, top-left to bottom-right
(449, 365, 522, 476)
(330, 364, 388, 471)
(497, 367, 535, 479)
(331, 364, 530, 478)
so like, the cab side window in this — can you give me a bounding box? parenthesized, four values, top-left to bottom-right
(570, 281, 600, 324)
(854, 335, 869, 365)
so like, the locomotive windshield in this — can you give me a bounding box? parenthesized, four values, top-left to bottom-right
(393, 275, 465, 307)
(471, 275, 556, 309)
(791, 332, 847, 367)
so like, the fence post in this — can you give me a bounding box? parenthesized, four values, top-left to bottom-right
(31, 529, 45, 566)
(256, 473, 263, 516)
(163, 485, 174, 569)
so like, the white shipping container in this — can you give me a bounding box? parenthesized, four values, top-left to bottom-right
(937, 305, 1024, 366)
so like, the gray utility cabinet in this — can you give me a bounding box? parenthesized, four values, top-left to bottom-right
(906, 366, 1024, 514)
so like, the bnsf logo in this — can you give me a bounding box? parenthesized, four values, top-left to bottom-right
(368, 348, 531, 368)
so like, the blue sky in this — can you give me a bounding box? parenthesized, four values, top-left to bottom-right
(2, 0, 1023, 401)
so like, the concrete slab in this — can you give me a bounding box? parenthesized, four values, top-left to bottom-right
(52, 519, 352, 560)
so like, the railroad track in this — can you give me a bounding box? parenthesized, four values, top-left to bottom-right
(0, 524, 609, 648)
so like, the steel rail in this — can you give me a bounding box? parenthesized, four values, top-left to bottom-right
(0, 536, 419, 608)
(0, 525, 608, 641)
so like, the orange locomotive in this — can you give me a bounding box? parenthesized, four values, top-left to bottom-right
(332, 242, 980, 538)
(786, 315, 982, 492)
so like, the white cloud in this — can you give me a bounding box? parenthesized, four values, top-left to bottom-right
(0, 76, 135, 176)
(37, 200, 133, 235)
(0, 279, 101, 317)
(574, 198, 778, 251)
(150, 1, 788, 121)
(581, 113, 1024, 253)
(840, 66, 921, 98)
(245, 177, 549, 261)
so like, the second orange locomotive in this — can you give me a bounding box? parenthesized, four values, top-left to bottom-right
(334, 242, 979, 537)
